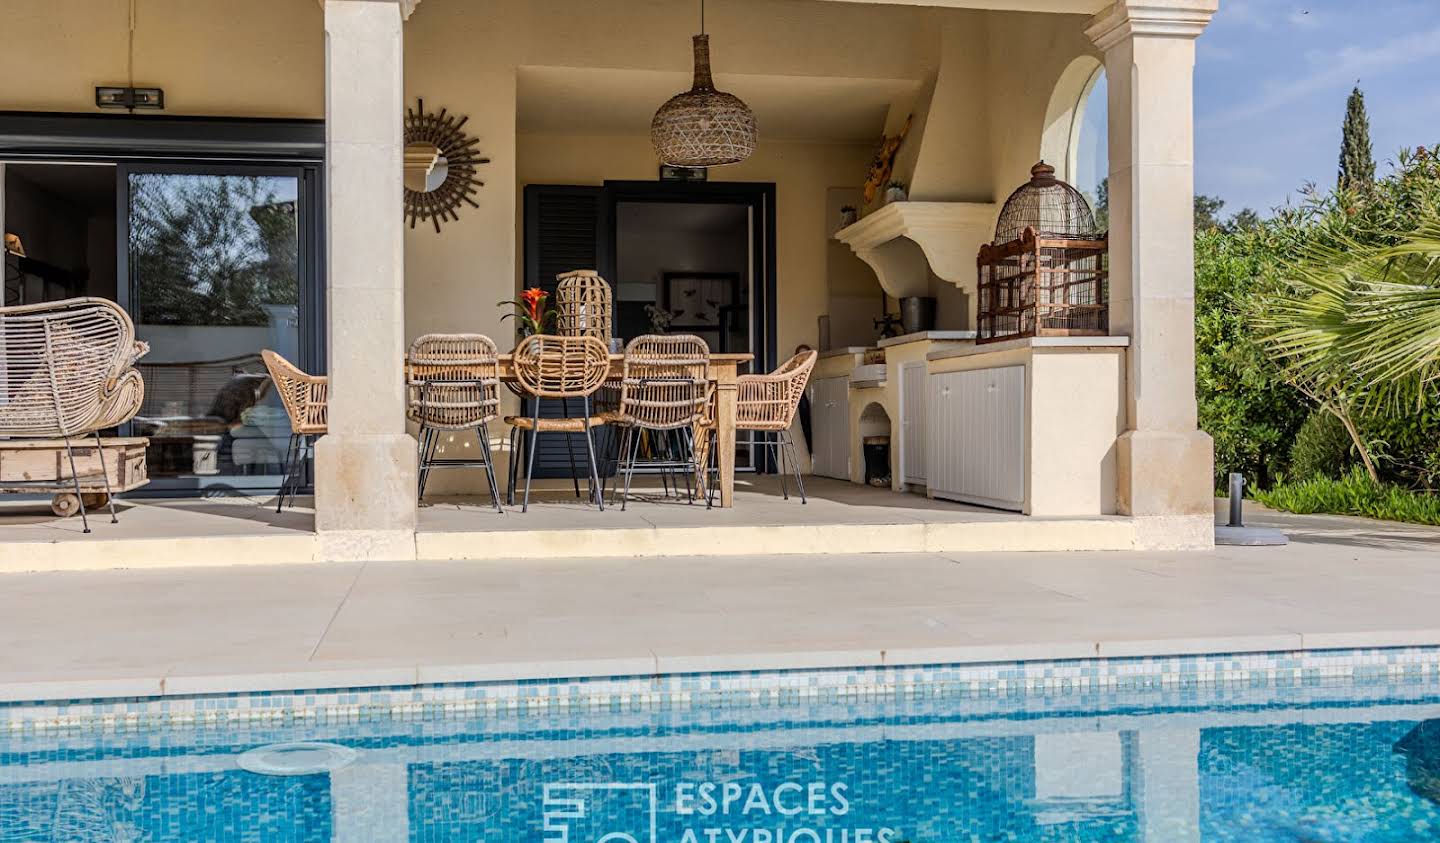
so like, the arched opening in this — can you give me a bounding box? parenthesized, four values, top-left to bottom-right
(858, 402, 893, 488)
(1040, 56, 1108, 227)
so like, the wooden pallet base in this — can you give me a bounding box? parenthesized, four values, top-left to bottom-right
(0, 436, 149, 517)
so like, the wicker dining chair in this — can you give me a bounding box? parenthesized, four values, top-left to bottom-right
(607, 334, 711, 510)
(706, 348, 817, 506)
(261, 349, 327, 513)
(406, 334, 502, 510)
(0, 297, 148, 531)
(504, 334, 610, 512)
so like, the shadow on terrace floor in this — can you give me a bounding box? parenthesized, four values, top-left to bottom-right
(417, 474, 1023, 534)
(1218, 498, 1440, 553)
(0, 493, 314, 540)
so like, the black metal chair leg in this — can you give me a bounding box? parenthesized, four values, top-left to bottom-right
(621, 423, 642, 511)
(417, 425, 432, 499)
(90, 432, 119, 523)
(705, 429, 718, 510)
(609, 425, 631, 506)
(506, 426, 520, 507)
(775, 439, 790, 500)
(784, 432, 807, 504)
(678, 429, 694, 504)
(291, 435, 310, 510)
(276, 433, 299, 513)
(60, 437, 90, 534)
(581, 400, 604, 512)
(480, 422, 504, 513)
(561, 399, 582, 499)
(522, 410, 541, 513)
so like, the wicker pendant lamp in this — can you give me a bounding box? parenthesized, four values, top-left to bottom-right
(651, 0, 757, 167)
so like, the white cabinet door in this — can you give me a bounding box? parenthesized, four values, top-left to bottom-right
(810, 376, 849, 480)
(900, 362, 927, 485)
(927, 366, 1025, 509)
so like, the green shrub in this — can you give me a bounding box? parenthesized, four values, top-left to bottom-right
(1195, 227, 1309, 489)
(1254, 467, 1440, 525)
(1358, 389, 1440, 491)
(1288, 410, 1355, 481)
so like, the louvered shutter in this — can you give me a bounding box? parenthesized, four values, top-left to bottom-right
(520, 186, 614, 480)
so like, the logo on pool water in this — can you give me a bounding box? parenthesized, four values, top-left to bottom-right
(543, 783, 659, 843)
(542, 781, 901, 843)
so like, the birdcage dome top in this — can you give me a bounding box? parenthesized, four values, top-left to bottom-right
(993, 161, 1099, 245)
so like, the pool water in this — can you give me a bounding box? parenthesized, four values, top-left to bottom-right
(4, 676, 1440, 842)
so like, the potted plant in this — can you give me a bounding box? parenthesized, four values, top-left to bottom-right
(884, 180, 908, 204)
(643, 303, 678, 334)
(839, 205, 858, 227)
(499, 287, 557, 337)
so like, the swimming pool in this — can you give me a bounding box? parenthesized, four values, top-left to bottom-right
(4, 649, 1440, 842)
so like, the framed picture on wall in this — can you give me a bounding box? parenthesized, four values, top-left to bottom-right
(662, 272, 740, 331)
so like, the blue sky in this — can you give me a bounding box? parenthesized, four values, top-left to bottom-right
(1194, 0, 1440, 217)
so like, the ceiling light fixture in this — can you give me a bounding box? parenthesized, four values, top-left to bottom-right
(650, 0, 757, 167)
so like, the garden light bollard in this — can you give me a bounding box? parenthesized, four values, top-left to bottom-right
(1228, 472, 1246, 528)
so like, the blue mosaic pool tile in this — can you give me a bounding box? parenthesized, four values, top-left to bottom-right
(4, 645, 1440, 735)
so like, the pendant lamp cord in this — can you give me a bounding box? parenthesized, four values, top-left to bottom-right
(127, 0, 138, 112)
(700, 0, 706, 35)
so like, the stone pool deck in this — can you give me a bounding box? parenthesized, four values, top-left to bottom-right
(2, 502, 1438, 704)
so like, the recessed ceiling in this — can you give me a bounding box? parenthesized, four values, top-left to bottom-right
(518, 65, 919, 144)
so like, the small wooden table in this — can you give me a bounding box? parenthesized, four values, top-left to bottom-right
(495, 352, 752, 507)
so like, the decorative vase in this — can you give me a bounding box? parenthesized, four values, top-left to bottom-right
(885, 186, 907, 204)
(839, 208, 857, 227)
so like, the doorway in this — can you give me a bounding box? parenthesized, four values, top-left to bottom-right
(614, 201, 750, 353)
(0, 114, 325, 496)
(522, 180, 777, 476)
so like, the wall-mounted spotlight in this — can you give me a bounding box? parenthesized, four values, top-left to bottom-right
(95, 86, 165, 110)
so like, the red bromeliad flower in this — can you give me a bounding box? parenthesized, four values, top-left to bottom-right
(521, 287, 548, 323)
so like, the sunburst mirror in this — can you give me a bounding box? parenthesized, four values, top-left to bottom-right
(403, 98, 489, 232)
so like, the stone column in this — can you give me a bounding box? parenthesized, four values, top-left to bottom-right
(1124, 729, 1201, 843)
(331, 761, 410, 841)
(317, 0, 419, 561)
(1086, 0, 1217, 549)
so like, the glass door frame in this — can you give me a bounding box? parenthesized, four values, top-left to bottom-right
(601, 180, 779, 474)
(115, 160, 325, 496)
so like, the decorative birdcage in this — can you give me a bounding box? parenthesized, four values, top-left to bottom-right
(554, 270, 613, 340)
(977, 162, 1108, 343)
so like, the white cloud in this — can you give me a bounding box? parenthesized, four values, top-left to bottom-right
(1200, 24, 1440, 130)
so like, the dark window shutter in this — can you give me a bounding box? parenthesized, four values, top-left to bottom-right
(519, 185, 613, 480)
(525, 185, 603, 294)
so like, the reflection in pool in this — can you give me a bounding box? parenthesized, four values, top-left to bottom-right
(3, 679, 1440, 841)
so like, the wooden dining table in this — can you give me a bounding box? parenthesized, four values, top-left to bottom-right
(495, 351, 753, 508)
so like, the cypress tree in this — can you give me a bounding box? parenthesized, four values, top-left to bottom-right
(1338, 85, 1375, 192)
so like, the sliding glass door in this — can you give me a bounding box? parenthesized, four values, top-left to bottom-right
(120, 165, 320, 494)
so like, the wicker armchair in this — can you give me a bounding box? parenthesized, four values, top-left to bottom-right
(261, 349, 327, 512)
(406, 334, 502, 509)
(0, 297, 147, 438)
(504, 334, 610, 512)
(712, 349, 817, 505)
(608, 334, 711, 509)
(0, 297, 149, 530)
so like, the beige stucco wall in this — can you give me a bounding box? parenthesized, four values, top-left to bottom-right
(2, 0, 1097, 351)
(517, 134, 874, 360)
(2, 0, 324, 117)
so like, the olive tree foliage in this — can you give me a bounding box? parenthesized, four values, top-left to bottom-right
(1211, 146, 1440, 489)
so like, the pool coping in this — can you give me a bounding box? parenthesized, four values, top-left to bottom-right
(7, 627, 1440, 707)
